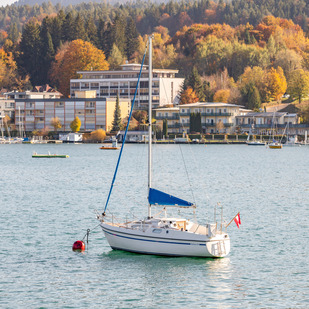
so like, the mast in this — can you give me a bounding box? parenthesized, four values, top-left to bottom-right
(148, 35, 153, 219)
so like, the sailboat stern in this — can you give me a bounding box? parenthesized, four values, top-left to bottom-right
(206, 235, 230, 258)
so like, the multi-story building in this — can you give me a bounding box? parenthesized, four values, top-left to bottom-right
(235, 112, 303, 135)
(11, 96, 130, 132)
(154, 106, 180, 133)
(155, 102, 244, 134)
(70, 63, 184, 109)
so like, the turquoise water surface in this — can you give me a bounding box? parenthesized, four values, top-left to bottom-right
(1, 143, 308, 308)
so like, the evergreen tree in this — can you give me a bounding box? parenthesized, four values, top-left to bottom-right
(125, 17, 139, 60)
(41, 31, 55, 83)
(39, 17, 55, 83)
(18, 21, 41, 85)
(98, 19, 113, 57)
(8, 23, 19, 43)
(247, 85, 261, 111)
(111, 94, 121, 132)
(85, 16, 98, 46)
(108, 44, 125, 70)
(111, 14, 126, 55)
(50, 11, 65, 51)
(188, 66, 205, 101)
(62, 12, 75, 42)
(163, 119, 168, 138)
(74, 13, 87, 41)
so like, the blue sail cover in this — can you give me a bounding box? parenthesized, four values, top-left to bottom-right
(148, 188, 195, 207)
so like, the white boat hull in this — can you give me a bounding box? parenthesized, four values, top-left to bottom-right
(100, 223, 230, 258)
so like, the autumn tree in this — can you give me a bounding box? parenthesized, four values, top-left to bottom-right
(50, 39, 109, 97)
(111, 94, 121, 132)
(213, 89, 230, 102)
(50, 117, 62, 132)
(90, 129, 106, 142)
(70, 116, 81, 132)
(179, 87, 199, 104)
(266, 67, 287, 101)
(287, 69, 309, 104)
(216, 120, 225, 133)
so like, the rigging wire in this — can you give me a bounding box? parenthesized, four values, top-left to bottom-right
(102, 40, 149, 215)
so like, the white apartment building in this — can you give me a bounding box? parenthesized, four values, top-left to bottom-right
(236, 112, 302, 134)
(179, 102, 244, 134)
(154, 107, 180, 133)
(155, 102, 244, 134)
(70, 64, 184, 109)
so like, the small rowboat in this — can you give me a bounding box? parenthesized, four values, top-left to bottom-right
(32, 152, 69, 158)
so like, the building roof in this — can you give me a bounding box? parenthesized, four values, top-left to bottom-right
(179, 102, 244, 108)
(154, 107, 179, 111)
(236, 112, 288, 118)
(33, 84, 60, 93)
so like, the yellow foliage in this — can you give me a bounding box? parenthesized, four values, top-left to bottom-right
(213, 89, 230, 102)
(90, 129, 106, 142)
(50, 40, 109, 97)
(267, 66, 287, 101)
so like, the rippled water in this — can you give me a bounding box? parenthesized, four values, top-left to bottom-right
(1, 143, 308, 308)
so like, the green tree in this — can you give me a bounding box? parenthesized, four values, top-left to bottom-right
(125, 17, 139, 60)
(190, 112, 202, 133)
(247, 84, 261, 111)
(162, 119, 168, 138)
(111, 94, 121, 132)
(108, 44, 125, 70)
(62, 12, 75, 42)
(18, 21, 41, 85)
(287, 69, 309, 104)
(85, 16, 98, 46)
(40, 21, 55, 84)
(187, 66, 205, 101)
(70, 116, 81, 132)
(111, 14, 126, 55)
(74, 13, 87, 41)
(50, 10, 65, 50)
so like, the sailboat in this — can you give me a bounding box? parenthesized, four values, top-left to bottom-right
(246, 123, 265, 146)
(268, 112, 282, 149)
(97, 36, 230, 258)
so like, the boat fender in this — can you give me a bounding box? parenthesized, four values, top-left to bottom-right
(72, 240, 85, 252)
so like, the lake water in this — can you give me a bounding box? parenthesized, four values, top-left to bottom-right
(0, 143, 308, 308)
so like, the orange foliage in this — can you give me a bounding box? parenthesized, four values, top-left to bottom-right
(254, 16, 309, 52)
(50, 40, 109, 97)
(180, 87, 199, 104)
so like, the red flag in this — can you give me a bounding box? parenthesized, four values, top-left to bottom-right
(234, 213, 241, 228)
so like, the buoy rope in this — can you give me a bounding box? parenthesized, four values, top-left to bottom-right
(81, 224, 101, 244)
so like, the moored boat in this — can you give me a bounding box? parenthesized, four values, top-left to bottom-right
(32, 151, 69, 158)
(97, 36, 232, 258)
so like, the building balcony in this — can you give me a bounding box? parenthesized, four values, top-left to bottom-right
(156, 115, 180, 120)
(168, 123, 181, 128)
(201, 112, 233, 116)
(179, 112, 191, 116)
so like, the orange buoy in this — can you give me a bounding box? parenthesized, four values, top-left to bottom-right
(72, 240, 85, 252)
